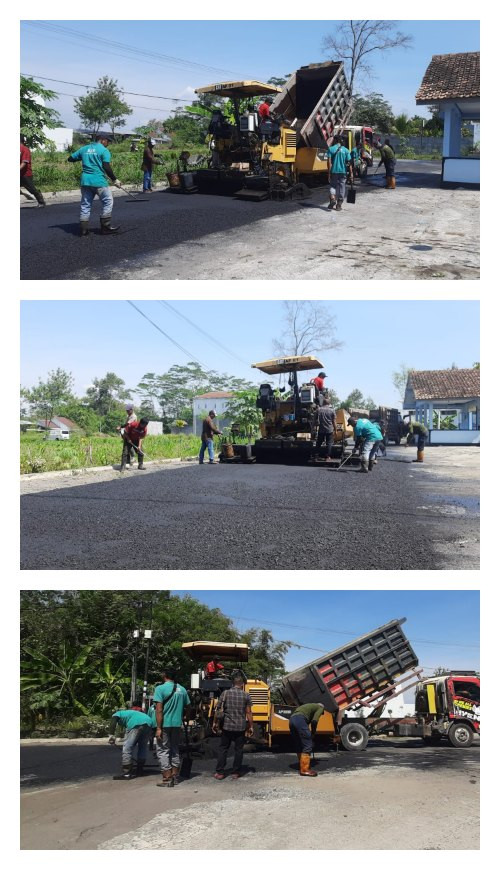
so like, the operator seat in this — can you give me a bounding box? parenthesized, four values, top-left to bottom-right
(257, 383, 276, 412)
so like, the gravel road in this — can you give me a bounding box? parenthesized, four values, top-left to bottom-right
(20, 446, 479, 570)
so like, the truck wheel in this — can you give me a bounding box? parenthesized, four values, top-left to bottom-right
(448, 723, 474, 748)
(340, 722, 369, 751)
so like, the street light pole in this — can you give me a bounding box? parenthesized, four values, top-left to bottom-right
(142, 595, 155, 710)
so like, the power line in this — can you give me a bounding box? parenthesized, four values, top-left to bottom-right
(21, 73, 193, 104)
(159, 302, 251, 368)
(127, 302, 205, 367)
(32, 87, 184, 115)
(226, 614, 479, 650)
(23, 21, 235, 76)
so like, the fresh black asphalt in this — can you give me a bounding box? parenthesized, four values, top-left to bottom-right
(20, 739, 479, 791)
(20, 455, 478, 570)
(20, 161, 440, 280)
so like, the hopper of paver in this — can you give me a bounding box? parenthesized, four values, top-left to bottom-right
(280, 618, 419, 715)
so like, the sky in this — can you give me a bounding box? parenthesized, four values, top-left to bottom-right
(173, 590, 480, 675)
(20, 20, 480, 132)
(20, 300, 480, 408)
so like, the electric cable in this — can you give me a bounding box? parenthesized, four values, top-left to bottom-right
(159, 302, 251, 368)
(126, 302, 206, 367)
(21, 73, 193, 103)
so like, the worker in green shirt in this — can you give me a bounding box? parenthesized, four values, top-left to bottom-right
(404, 418, 428, 463)
(327, 134, 353, 211)
(377, 138, 397, 189)
(68, 132, 122, 236)
(108, 701, 153, 780)
(153, 669, 191, 787)
(289, 703, 325, 777)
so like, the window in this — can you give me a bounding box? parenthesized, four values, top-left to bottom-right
(453, 681, 479, 703)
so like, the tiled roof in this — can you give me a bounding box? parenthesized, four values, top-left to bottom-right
(194, 391, 235, 399)
(37, 417, 79, 429)
(416, 52, 480, 103)
(408, 369, 480, 400)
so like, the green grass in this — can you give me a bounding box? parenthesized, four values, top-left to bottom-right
(29, 147, 209, 192)
(20, 433, 200, 473)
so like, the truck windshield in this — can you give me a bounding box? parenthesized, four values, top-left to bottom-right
(453, 681, 480, 703)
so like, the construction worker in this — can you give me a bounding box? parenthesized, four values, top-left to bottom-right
(258, 97, 273, 123)
(289, 703, 324, 777)
(206, 656, 225, 678)
(108, 700, 153, 780)
(214, 673, 253, 780)
(141, 138, 163, 192)
(377, 138, 397, 189)
(311, 371, 328, 405)
(154, 670, 190, 787)
(120, 418, 149, 472)
(404, 417, 428, 463)
(20, 135, 46, 206)
(67, 132, 122, 236)
(117, 404, 138, 468)
(347, 416, 383, 473)
(314, 398, 336, 461)
(327, 134, 353, 211)
(199, 410, 222, 464)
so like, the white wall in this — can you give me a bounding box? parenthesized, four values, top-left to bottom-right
(147, 421, 163, 436)
(442, 158, 480, 185)
(429, 430, 480, 445)
(42, 126, 73, 151)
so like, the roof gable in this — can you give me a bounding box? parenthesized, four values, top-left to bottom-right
(416, 52, 480, 103)
(408, 368, 480, 400)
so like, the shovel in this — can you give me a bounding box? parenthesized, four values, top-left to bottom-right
(180, 723, 193, 779)
(346, 176, 356, 204)
(124, 188, 151, 203)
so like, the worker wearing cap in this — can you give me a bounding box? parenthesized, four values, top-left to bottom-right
(199, 411, 222, 464)
(117, 405, 138, 469)
(289, 703, 324, 777)
(141, 138, 163, 192)
(68, 132, 122, 236)
(348, 416, 383, 473)
(404, 418, 428, 463)
(377, 138, 397, 189)
(108, 700, 153, 780)
(311, 372, 327, 406)
(124, 418, 149, 471)
(258, 97, 273, 123)
(206, 656, 226, 678)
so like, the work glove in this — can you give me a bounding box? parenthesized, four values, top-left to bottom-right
(114, 179, 123, 188)
(108, 736, 116, 745)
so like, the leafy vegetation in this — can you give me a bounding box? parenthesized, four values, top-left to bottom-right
(20, 591, 293, 734)
(73, 76, 132, 136)
(20, 76, 61, 148)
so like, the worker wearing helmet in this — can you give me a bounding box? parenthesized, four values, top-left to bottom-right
(141, 138, 163, 193)
(289, 703, 324, 777)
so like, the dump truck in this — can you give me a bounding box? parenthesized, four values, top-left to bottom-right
(369, 406, 404, 445)
(183, 622, 479, 755)
(193, 61, 352, 200)
(221, 355, 358, 466)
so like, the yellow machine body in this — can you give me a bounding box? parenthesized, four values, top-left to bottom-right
(270, 708, 336, 736)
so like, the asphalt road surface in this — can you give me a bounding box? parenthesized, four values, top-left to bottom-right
(20, 448, 480, 570)
(20, 161, 440, 281)
(21, 738, 480, 850)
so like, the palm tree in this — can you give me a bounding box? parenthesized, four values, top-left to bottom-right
(21, 643, 95, 716)
(393, 113, 411, 135)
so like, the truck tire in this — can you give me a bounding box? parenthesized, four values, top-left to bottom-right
(448, 722, 474, 748)
(340, 722, 369, 751)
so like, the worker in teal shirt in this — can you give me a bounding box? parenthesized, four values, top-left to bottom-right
(348, 416, 384, 473)
(327, 134, 353, 211)
(153, 670, 191, 787)
(108, 701, 153, 780)
(68, 132, 122, 236)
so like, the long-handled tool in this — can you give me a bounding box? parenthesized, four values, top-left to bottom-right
(333, 449, 358, 472)
(124, 187, 151, 203)
(180, 722, 193, 779)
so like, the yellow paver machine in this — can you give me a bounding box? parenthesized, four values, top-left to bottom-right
(223, 355, 359, 466)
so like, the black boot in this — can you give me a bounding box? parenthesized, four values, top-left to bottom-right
(113, 764, 133, 780)
(368, 459, 375, 471)
(80, 221, 89, 237)
(100, 216, 120, 234)
(138, 462, 145, 470)
(136, 760, 146, 776)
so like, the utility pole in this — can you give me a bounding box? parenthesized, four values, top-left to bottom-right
(130, 597, 143, 704)
(142, 594, 155, 710)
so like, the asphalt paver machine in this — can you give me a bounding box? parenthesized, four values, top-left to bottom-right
(244, 355, 358, 465)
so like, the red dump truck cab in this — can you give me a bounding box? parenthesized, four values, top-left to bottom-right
(448, 673, 480, 731)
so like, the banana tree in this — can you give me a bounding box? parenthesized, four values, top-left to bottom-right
(20, 643, 95, 715)
(89, 656, 131, 714)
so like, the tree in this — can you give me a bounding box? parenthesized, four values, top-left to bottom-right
(22, 368, 75, 427)
(364, 396, 377, 411)
(267, 76, 290, 87)
(351, 92, 394, 132)
(21, 643, 95, 716)
(240, 628, 293, 680)
(20, 76, 62, 148)
(134, 119, 165, 139)
(322, 20, 413, 93)
(272, 301, 343, 357)
(432, 666, 450, 676)
(340, 388, 364, 410)
(224, 390, 262, 440)
(393, 112, 411, 135)
(86, 372, 128, 417)
(57, 400, 101, 435)
(392, 363, 413, 404)
(74, 76, 132, 136)
(472, 362, 480, 369)
(163, 109, 210, 147)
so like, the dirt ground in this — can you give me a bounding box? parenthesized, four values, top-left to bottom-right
(20, 739, 480, 850)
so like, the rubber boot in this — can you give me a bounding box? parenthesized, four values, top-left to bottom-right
(368, 459, 375, 471)
(172, 766, 180, 785)
(390, 176, 396, 189)
(335, 199, 342, 211)
(327, 196, 336, 210)
(100, 215, 120, 234)
(299, 753, 317, 777)
(136, 760, 146, 776)
(414, 449, 424, 463)
(80, 221, 89, 237)
(358, 459, 369, 473)
(138, 462, 145, 470)
(113, 764, 133, 780)
(119, 464, 126, 472)
(157, 769, 173, 788)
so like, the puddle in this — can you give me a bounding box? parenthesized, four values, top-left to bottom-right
(409, 244, 433, 251)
